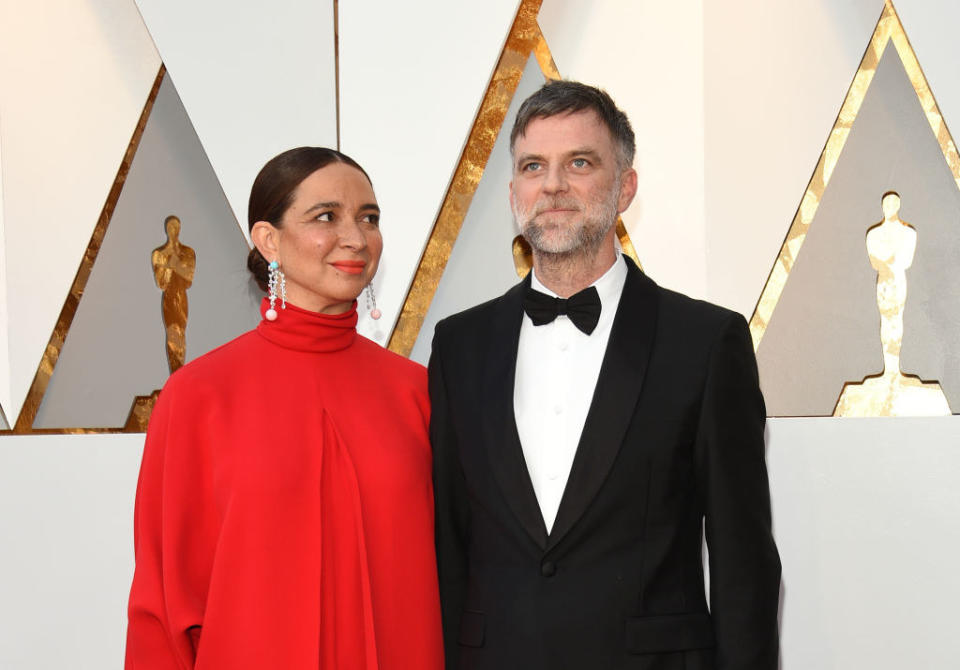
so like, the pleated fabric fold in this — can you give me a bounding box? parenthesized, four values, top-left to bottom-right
(319, 410, 380, 670)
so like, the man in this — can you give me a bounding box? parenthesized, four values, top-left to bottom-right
(429, 80, 780, 670)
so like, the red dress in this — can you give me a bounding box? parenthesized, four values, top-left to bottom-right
(126, 300, 444, 669)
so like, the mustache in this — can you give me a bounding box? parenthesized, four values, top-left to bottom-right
(529, 199, 582, 217)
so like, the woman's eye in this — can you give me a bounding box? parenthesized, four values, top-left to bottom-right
(315, 211, 334, 222)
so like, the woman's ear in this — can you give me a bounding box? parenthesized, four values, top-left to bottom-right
(250, 221, 280, 262)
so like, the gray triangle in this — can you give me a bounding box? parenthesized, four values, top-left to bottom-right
(757, 43, 960, 415)
(0, 405, 8, 430)
(410, 55, 546, 364)
(34, 73, 261, 428)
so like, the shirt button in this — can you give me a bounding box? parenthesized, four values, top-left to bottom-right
(553, 405, 563, 415)
(558, 341, 569, 352)
(541, 561, 557, 577)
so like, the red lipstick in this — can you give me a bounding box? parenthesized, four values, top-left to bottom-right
(332, 260, 366, 275)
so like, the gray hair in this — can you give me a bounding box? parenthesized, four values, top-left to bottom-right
(510, 80, 636, 169)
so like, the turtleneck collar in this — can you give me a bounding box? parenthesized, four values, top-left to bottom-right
(256, 298, 358, 352)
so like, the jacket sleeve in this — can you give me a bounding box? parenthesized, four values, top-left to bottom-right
(428, 324, 471, 667)
(696, 313, 781, 670)
(125, 377, 218, 669)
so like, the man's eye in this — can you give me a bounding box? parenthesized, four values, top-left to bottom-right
(315, 211, 333, 222)
(522, 162, 541, 172)
(572, 158, 588, 168)
(361, 214, 380, 226)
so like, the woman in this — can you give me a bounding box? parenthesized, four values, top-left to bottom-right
(126, 148, 443, 669)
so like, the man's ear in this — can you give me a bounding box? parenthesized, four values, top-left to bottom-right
(509, 180, 515, 210)
(617, 168, 638, 214)
(250, 221, 280, 262)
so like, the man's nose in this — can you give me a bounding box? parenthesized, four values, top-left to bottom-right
(542, 165, 568, 194)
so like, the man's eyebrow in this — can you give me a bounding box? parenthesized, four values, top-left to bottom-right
(569, 148, 603, 161)
(303, 201, 340, 214)
(358, 203, 381, 213)
(515, 152, 545, 165)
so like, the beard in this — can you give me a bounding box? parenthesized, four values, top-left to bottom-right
(513, 182, 620, 257)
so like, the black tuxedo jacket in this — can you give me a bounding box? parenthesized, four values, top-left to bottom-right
(429, 258, 780, 670)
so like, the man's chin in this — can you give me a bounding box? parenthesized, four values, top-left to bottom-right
(527, 238, 581, 256)
(523, 227, 573, 253)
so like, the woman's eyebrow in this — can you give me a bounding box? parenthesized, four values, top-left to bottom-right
(303, 201, 340, 214)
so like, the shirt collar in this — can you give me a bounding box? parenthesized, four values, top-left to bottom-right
(530, 252, 628, 314)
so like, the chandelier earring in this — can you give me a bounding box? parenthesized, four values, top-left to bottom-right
(365, 283, 381, 320)
(265, 260, 286, 321)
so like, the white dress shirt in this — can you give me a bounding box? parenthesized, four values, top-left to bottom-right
(513, 254, 628, 533)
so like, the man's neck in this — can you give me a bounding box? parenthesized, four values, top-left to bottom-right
(532, 243, 618, 298)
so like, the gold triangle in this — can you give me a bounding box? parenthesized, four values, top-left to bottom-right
(386, 0, 641, 356)
(749, 0, 960, 351)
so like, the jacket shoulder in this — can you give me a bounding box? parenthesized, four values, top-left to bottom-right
(655, 284, 744, 333)
(434, 284, 522, 342)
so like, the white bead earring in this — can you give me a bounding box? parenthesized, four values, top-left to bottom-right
(265, 260, 286, 321)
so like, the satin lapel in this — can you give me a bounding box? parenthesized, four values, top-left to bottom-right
(547, 260, 659, 551)
(482, 277, 549, 549)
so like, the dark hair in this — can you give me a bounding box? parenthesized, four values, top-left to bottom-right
(509, 80, 635, 169)
(246, 147, 372, 291)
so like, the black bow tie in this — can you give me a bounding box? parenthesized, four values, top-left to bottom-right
(523, 285, 602, 335)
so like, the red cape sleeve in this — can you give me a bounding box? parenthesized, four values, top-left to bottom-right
(125, 374, 218, 669)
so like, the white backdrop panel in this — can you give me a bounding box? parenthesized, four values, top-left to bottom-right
(0, 434, 144, 669)
(768, 416, 960, 668)
(0, 129, 9, 420)
(338, 0, 521, 342)
(539, 0, 708, 300)
(0, 0, 161, 425)
(704, 0, 882, 318)
(2, 417, 958, 668)
(134, 0, 338, 237)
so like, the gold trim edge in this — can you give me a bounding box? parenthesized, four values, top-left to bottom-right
(386, 0, 545, 357)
